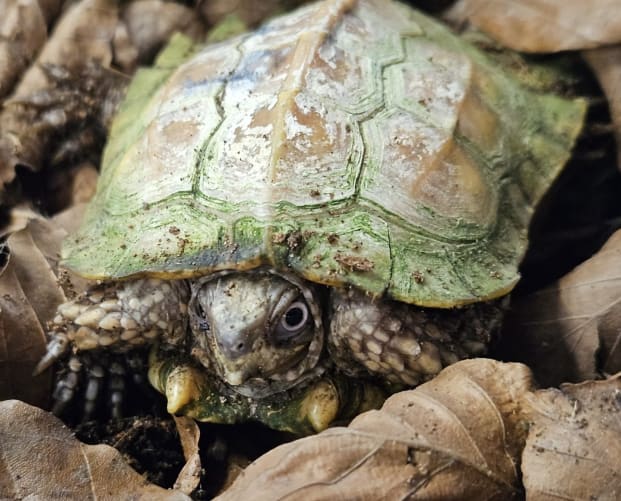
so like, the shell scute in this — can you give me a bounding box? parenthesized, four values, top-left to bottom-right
(64, 0, 586, 306)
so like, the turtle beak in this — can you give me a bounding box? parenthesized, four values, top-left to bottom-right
(221, 368, 251, 386)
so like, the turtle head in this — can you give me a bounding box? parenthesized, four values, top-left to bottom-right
(147, 270, 386, 434)
(189, 270, 324, 391)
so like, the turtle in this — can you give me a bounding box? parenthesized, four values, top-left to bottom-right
(37, 0, 586, 434)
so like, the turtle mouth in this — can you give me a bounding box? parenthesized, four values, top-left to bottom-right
(147, 347, 386, 434)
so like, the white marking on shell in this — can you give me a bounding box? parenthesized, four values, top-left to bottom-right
(152, 290, 165, 303)
(128, 298, 140, 310)
(148, 311, 160, 323)
(53, 315, 63, 325)
(285, 110, 314, 140)
(75, 308, 106, 327)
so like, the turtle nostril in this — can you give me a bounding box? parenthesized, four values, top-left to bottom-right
(236, 342, 244, 351)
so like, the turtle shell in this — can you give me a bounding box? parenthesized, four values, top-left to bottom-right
(63, 0, 586, 307)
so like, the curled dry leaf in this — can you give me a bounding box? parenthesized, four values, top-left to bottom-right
(0, 400, 189, 500)
(201, 0, 306, 28)
(173, 416, 202, 495)
(0, 210, 63, 406)
(443, 0, 621, 52)
(42, 159, 99, 213)
(121, 0, 206, 68)
(0, 206, 88, 405)
(218, 359, 535, 500)
(521, 375, 621, 500)
(0, 0, 208, 196)
(0, 0, 62, 99)
(0, 0, 122, 189)
(583, 45, 621, 170)
(501, 229, 621, 387)
(10, 0, 118, 95)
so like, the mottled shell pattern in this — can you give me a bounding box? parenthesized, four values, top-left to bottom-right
(64, 0, 585, 307)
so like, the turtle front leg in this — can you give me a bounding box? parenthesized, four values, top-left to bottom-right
(328, 288, 503, 387)
(37, 278, 190, 418)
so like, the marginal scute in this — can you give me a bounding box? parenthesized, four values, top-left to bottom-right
(63, 0, 586, 307)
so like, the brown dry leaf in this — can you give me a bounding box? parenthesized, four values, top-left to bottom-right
(443, 0, 621, 52)
(501, 229, 621, 387)
(521, 375, 621, 499)
(173, 416, 202, 495)
(218, 359, 535, 500)
(0, 205, 88, 405)
(0, 0, 121, 189)
(0, 0, 60, 99)
(0, 400, 189, 499)
(0, 210, 64, 406)
(12, 0, 118, 94)
(41, 160, 100, 213)
(583, 45, 621, 170)
(0, 0, 208, 195)
(121, 0, 206, 68)
(201, 0, 306, 28)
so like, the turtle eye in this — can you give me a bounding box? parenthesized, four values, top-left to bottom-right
(274, 301, 309, 341)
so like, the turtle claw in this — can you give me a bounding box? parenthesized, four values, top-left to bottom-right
(82, 363, 105, 421)
(50, 352, 148, 423)
(51, 356, 81, 416)
(108, 361, 126, 420)
(34, 333, 70, 376)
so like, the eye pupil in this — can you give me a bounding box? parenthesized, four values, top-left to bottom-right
(285, 307, 304, 327)
(278, 301, 309, 334)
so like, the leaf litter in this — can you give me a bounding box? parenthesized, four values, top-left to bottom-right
(1, 0, 621, 498)
(501, 229, 621, 386)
